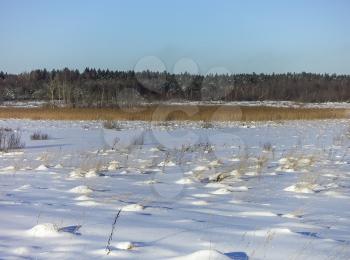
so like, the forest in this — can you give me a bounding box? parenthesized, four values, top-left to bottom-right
(1, 68, 350, 107)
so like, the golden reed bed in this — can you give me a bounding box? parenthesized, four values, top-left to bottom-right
(0, 105, 349, 121)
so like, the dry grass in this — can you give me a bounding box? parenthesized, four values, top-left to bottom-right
(0, 105, 349, 121)
(30, 131, 49, 140)
(0, 128, 25, 152)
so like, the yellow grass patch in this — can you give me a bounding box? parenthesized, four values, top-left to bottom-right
(0, 105, 349, 121)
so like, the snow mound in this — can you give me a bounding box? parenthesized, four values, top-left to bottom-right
(158, 161, 176, 167)
(171, 249, 231, 260)
(85, 169, 99, 178)
(193, 193, 211, 198)
(193, 166, 209, 172)
(115, 241, 134, 250)
(11, 247, 31, 255)
(297, 158, 312, 167)
(245, 171, 258, 176)
(74, 195, 91, 201)
(191, 200, 208, 206)
(324, 191, 348, 199)
(69, 169, 83, 178)
(14, 184, 32, 191)
(278, 157, 313, 171)
(122, 204, 144, 212)
(205, 183, 227, 188)
(176, 178, 193, 185)
(69, 185, 93, 194)
(76, 200, 100, 206)
(143, 179, 159, 184)
(281, 213, 302, 219)
(209, 160, 222, 166)
(54, 164, 63, 169)
(229, 199, 243, 204)
(108, 161, 119, 171)
(252, 228, 293, 236)
(284, 182, 324, 194)
(211, 188, 232, 195)
(149, 147, 160, 152)
(1, 151, 23, 156)
(36, 164, 49, 171)
(284, 184, 314, 194)
(229, 170, 240, 177)
(239, 211, 276, 217)
(231, 186, 249, 192)
(20, 166, 32, 171)
(0, 165, 15, 171)
(278, 158, 289, 165)
(27, 223, 60, 237)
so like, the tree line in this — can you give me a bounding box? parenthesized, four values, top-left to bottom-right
(0, 68, 350, 106)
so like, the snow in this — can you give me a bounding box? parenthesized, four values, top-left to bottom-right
(158, 161, 177, 167)
(27, 223, 60, 238)
(107, 161, 119, 171)
(122, 203, 145, 212)
(3, 100, 350, 109)
(211, 188, 232, 195)
(114, 241, 135, 250)
(161, 100, 350, 109)
(284, 182, 326, 194)
(0, 118, 350, 259)
(176, 178, 194, 185)
(53, 163, 63, 169)
(69, 185, 93, 194)
(171, 249, 232, 260)
(35, 164, 49, 171)
(85, 169, 99, 178)
(0, 165, 15, 172)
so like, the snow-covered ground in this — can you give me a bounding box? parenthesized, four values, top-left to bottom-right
(0, 101, 48, 108)
(157, 100, 350, 109)
(2, 100, 350, 109)
(1, 119, 350, 259)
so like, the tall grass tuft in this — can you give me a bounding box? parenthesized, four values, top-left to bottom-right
(0, 128, 25, 152)
(30, 131, 49, 140)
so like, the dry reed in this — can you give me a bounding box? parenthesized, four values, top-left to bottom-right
(0, 105, 348, 121)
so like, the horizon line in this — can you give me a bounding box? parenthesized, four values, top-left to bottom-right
(1, 68, 349, 77)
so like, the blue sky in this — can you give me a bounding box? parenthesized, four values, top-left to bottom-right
(0, 0, 349, 74)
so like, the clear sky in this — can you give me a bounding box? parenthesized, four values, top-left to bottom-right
(0, 0, 349, 74)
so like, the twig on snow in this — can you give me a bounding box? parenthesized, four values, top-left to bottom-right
(106, 209, 122, 255)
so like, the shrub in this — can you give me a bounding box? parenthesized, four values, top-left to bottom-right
(346, 127, 350, 139)
(30, 131, 49, 140)
(130, 133, 145, 146)
(103, 120, 122, 130)
(201, 121, 214, 129)
(263, 142, 273, 152)
(0, 128, 25, 152)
